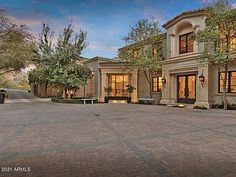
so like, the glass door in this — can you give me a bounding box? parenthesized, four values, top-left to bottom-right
(177, 75, 196, 104)
(108, 75, 129, 96)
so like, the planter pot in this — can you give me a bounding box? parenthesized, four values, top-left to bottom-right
(104, 96, 109, 103)
(0, 93, 5, 104)
(127, 97, 131, 103)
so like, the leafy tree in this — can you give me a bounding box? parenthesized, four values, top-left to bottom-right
(28, 24, 55, 96)
(195, 0, 236, 110)
(50, 23, 91, 98)
(123, 18, 161, 44)
(126, 84, 136, 97)
(104, 86, 112, 96)
(119, 18, 164, 98)
(0, 9, 36, 74)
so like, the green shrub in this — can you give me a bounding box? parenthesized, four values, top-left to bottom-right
(71, 97, 85, 99)
(212, 103, 236, 110)
(51, 97, 81, 104)
(193, 105, 208, 110)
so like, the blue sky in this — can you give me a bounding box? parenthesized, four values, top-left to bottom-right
(0, 0, 228, 58)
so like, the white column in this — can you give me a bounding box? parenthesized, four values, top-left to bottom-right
(160, 69, 171, 104)
(99, 72, 107, 102)
(194, 64, 212, 108)
(131, 70, 138, 102)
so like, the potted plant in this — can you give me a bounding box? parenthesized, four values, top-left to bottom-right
(126, 84, 136, 103)
(104, 86, 112, 103)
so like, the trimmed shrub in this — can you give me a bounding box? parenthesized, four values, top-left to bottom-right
(51, 97, 81, 104)
(212, 103, 236, 110)
(193, 105, 208, 110)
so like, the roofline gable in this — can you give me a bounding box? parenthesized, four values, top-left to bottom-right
(162, 9, 207, 29)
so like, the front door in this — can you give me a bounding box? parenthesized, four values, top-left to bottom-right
(177, 75, 196, 104)
(109, 75, 129, 96)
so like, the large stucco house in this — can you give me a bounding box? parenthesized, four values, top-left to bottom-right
(33, 9, 236, 108)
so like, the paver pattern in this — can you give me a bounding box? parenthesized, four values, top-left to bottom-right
(0, 99, 236, 177)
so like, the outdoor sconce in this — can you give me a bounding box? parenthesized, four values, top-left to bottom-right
(88, 69, 94, 79)
(161, 77, 167, 86)
(199, 74, 205, 87)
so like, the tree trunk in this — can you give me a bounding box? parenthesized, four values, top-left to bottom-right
(223, 65, 228, 110)
(144, 71, 152, 98)
(223, 34, 230, 110)
(44, 80, 48, 97)
(64, 88, 67, 99)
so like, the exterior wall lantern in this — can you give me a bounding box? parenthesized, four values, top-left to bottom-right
(199, 73, 205, 87)
(161, 77, 167, 86)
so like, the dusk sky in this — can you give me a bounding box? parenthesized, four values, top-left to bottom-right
(1, 0, 235, 58)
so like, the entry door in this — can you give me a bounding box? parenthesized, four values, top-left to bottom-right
(177, 75, 196, 104)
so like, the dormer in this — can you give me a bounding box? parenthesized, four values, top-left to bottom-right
(163, 9, 206, 60)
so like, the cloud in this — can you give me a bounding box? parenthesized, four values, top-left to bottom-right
(232, 2, 236, 7)
(7, 15, 43, 27)
(88, 41, 120, 52)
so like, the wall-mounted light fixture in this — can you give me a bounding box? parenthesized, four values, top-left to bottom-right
(88, 68, 94, 79)
(161, 77, 167, 86)
(199, 73, 205, 87)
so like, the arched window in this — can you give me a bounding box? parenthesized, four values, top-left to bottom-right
(174, 21, 195, 55)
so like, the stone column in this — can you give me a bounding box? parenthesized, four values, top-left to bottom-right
(160, 69, 171, 105)
(194, 64, 212, 108)
(131, 70, 138, 102)
(169, 73, 176, 104)
(99, 72, 107, 102)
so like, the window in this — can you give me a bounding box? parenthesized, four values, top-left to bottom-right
(230, 35, 236, 50)
(179, 32, 194, 54)
(219, 71, 236, 93)
(133, 49, 140, 58)
(152, 42, 160, 56)
(152, 77, 162, 92)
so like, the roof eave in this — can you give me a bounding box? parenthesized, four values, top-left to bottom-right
(162, 9, 207, 29)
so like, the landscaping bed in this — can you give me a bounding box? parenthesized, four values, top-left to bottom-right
(212, 103, 236, 110)
(51, 97, 82, 104)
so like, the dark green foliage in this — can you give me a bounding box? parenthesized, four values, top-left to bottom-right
(126, 84, 136, 96)
(104, 86, 112, 96)
(123, 18, 161, 44)
(28, 23, 91, 98)
(51, 97, 82, 104)
(0, 9, 36, 74)
(119, 18, 163, 98)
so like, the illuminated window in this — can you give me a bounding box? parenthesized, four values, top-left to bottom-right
(219, 71, 236, 93)
(152, 43, 160, 56)
(230, 35, 236, 50)
(133, 49, 140, 58)
(108, 75, 129, 96)
(152, 77, 162, 92)
(179, 32, 194, 54)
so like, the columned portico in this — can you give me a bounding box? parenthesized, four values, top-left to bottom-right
(160, 59, 212, 108)
(99, 62, 138, 103)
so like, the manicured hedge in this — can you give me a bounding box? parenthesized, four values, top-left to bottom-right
(51, 97, 81, 104)
(212, 103, 236, 110)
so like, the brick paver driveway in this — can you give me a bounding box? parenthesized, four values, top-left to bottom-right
(0, 101, 235, 177)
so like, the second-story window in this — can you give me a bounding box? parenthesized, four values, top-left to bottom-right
(179, 32, 193, 54)
(152, 42, 160, 56)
